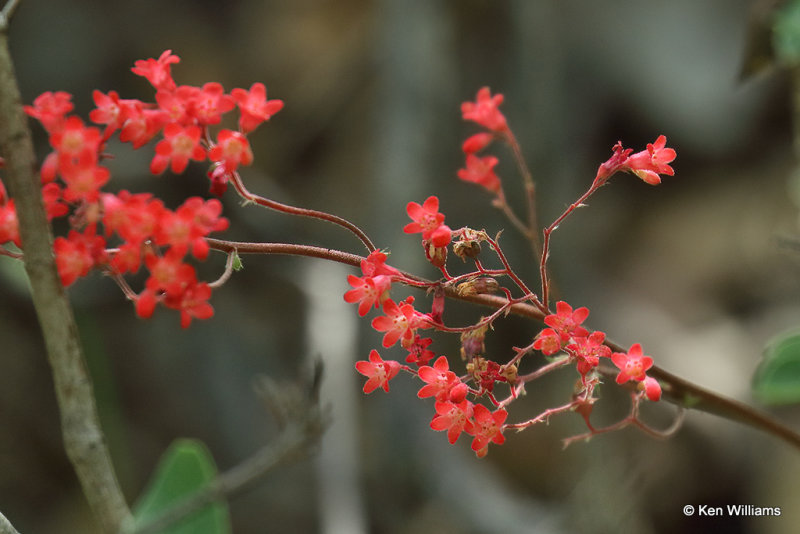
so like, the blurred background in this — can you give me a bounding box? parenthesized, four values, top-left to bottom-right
(1, 0, 800, 532)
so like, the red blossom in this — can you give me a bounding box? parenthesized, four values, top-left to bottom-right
(461, 132, 494, 154)
(49, 116, 102, 166)
(59, 152, 110, 203)
(532, 327, 563, 356)
(610, 343, 653, 384)
(457, 154, 501, 194)
(156, 85, 200, 125)
(192, 82, 235, 126)
(53, 229, 106, 286)
(231, 82, 284, 133)
(641, 376, 662, 402)
(208, 129, 253, 171)
(431, 400, 474, 444)
(24, 91, 74, 133)
(355, 349, 401, 394)
(461, 87, 508, 133)
(404, 196, 447, 242)
(359, 249, 400, 278)
(566, 331, 611, 380)
(371, 298, 425, 348)
(144, 248, 197, 298)
(119, 105, 169, 149)
(0, 199, 20, 247)
(344, 274, 393, 316)
(624, 135, 676, 185)
(543, 301, 590, 340)
(405, 335, 435, 366)
(131, 50, 181, 91)
(417, 355, 461, 402)
(164, 281, 214, 328)
(468, 404, 507, 458)
(89, 90, 130, 138)
(150, 123, 207, 175)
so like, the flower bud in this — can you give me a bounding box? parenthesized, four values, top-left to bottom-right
(456, 277, 499, 297)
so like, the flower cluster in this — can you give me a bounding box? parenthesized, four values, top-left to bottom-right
(0, 50, 283, 327)
(457, 87, 506, 194)
(351, 87, 674, 457)
(594, 135, 676, 186)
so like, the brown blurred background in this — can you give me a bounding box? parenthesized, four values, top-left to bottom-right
(1, 0, 800, 533)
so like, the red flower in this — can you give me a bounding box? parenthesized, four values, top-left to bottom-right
(89, 90, 130, 138)
(344, 274, 393, 316)
(624, 135, 676, 185)
(59, 152, 110, 203)
(417, 355, 460, 402)
(131, 50, 181, 91)
(359, 250, 400, 278)
(431, 400, 474, 444)
(24, 91, 74, 133)
(144, 248, 197, 298)
(192, 82, 235, 126)
(461, 132, 494, 154)
(404, 196, 446, 242)
(566, 331, 611, 380)
(156, 85, 200, 126)
(371, 298, 424, 348)
(49, 116, 102, 166)
(231, 82, 284, 133)
(119, 105, 168, 149)
(0, 199, 20, 247)
(208, 129, 253, 171)
(457, 154, 501, 193)
(610, 343, 653, 384)
(461, 87, 508, 133)
(154, 197, 229, 260)
(532, 327, 563, 356)
(150, 123, 207, 175)
(53, 229, 106, 286)
(405, 335, 435, 366)
(641, 376, 662, 402)
(593, 140, 632, 186)
(164, 281, 215, 329)
(468, 404, 507, 458)
(355, 349, 401, 394)
(543, 301, 590, 339)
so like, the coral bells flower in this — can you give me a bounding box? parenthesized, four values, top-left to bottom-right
(150, 123, 207, 175)
(208, 129, 253, 171)
(566, 331, 611, 380)
(405, 335, 436, 366)
(132, 50, 180, 91)
(543, 301, 590, 340)
(457, 154, 501, 194)
(417, 356, 461, 402)
(532, 327, 563, 356)
(624, 135, 676, 185)
(54, 229, 106, 286)
(641, 376, 662, 402)
(164, 281, 215, 328)
(461, 132, 494, 154)
(355, 349, 401, 393)
(371, 298, 426, 348)
(0, 199, 21, 247)
(344, 273, 393, 316)
(404, 196, 451, 246)
(192, 82, 235, 126)
(610, 343, 654, 384)
(461, 87, 508, 133)
(24, 91, 74, 133)
(231, 82, 284, 134)
(431, 400, 474, 444)
(469, 404, 507, 458)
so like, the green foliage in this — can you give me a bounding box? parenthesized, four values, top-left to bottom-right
(132, 439, 231, 534)
(753, 330, 800, 406)
(773, 0, 800, 65)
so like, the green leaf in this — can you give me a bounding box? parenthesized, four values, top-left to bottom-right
(773, 0, 800, 65)
(753, 330, 800, 406)
(132, 439, 231, 534)
(232, 251, 243, 271)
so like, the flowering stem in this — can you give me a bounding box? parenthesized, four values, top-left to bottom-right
(540, 182, 600, 309)
(227, 170, 376, 253)
(0, 27, 131, 532)
(503, 130, 541, 257)
(503, 400, 577, 430)
(204, 238, 800, 451)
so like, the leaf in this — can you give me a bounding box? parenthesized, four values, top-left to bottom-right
(752, 330, 800, 405)
(132, 439, 231, 534)
(773, 0, 800, 65)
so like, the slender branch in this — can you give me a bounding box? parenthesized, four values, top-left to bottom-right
(0, 511, 20, 534)
(227, 170, 376, 253)
(0, 27, 131, 532)
(203, 237, 800, 450)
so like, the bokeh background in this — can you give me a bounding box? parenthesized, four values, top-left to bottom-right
(2, 0, 800, 533)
